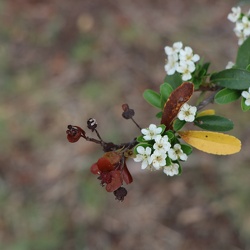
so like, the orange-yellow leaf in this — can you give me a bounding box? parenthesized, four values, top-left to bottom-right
(178, 130, 241, 155)
(196, 109, 215, 117)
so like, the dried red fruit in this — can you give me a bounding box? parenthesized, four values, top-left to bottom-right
(90, 163, 100, 175)
(96, 152, 121, 172)
(113, 187, 127, 201)
(66, 125, 85, 143)
(105, 170, 123, 192)
(97, 157, 114, 172)
(90, 152, 133, 198)
(122, 162, 133, 184)
(122, 103, 135, 119)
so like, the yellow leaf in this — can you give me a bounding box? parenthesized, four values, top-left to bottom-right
(178, 131, 241, 155)
(196, 109, 215, 117)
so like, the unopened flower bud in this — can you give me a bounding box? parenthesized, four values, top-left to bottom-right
(113, 187, 127, 201)
(87, 118, 97, 131)
(122, 104, 135, 119)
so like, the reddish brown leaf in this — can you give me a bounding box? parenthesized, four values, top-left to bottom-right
(161, 82, 194, 130)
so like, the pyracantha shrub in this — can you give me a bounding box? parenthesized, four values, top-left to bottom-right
(67, 6, 250, 201)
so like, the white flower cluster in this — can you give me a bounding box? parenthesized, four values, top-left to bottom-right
(164, 41, 200, 81)
(133, 124, 188, 177)
(242, 87, 250, 106)
(228, 6, 250, 45)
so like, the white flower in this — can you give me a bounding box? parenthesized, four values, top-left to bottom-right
(241, 87, 250, 106)
(150, 151, 167, 170)
(234, 27, 247, 45)
(168, 144, 188, 161)
(177, 103, 197, 122)
(164, 54, 179, 75)
(141, 124, 163, 141)
(134, 146, 152, 169)
(153, 135, 171, 153)
(235, 17, 250, 35)
(163, 163, 179, 176)
(225, 61, 235, 69)
(228, 6, 241, 23)
(179, 46, 200, 64)
(177, 61, 195, 81)
(241, 16, 250, 36)
(164, 41, 183, 56)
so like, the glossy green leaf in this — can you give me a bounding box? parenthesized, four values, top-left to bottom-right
(164, 72, 182, 89)
(181, 144, 193, 155)
(178, 164, 182, 175)
(214, 88, 241, 104)
(210, 68, 250, 90)
(143, 89, 161, 108)
(136, 135, 146, 142)
(156, 111, 162, 118)
(236, 36, 250, 69)
(192, 62, 210, 89)
(164, 130, 175, 140)
(194, 115, 234, 131)
(165, 157, 172, 166)
(160, 83, 173, 108)
(173, 119, 186, 131)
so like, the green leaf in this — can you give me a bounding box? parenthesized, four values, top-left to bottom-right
(173, 119, 186, 131)
(136, 135, 146, 142)
(214, 88, 241, 104)
(159, 124, 167, 133)
(192, 61, 210, 89)
(236, 36, 250, 69)
(178, 164, 182, 175)
(164, 72, 182, 89)
(181, 144, 193, 155)
(160, 83, 173, 108)
(164, 130, 175, 140)
(241, 97, 250, 111)
(210, 68, 250, 90)
(143, 89, 161, 108)
(194, 115, 234, 131)
(156, 111, 162, 118)
(165, 157, 172, 166)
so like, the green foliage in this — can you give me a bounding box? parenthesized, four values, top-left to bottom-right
(181, 144, 193, 155)
(214, 88, 241, 104)
(160, 83, 173, 107)
(143, 89, 161, 108)
(194, 115, 234, 131)
(210, 68, 250, 90)
(164, 72, 182, 89)
(192, 61, 210, 89)
(173, 118, 186, 131)
(236, 37, 250, 69)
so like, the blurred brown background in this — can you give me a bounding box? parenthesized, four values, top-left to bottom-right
(1, 0, 250, 249)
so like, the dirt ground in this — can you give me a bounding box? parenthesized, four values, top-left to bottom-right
(1, 0, 250, 249)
